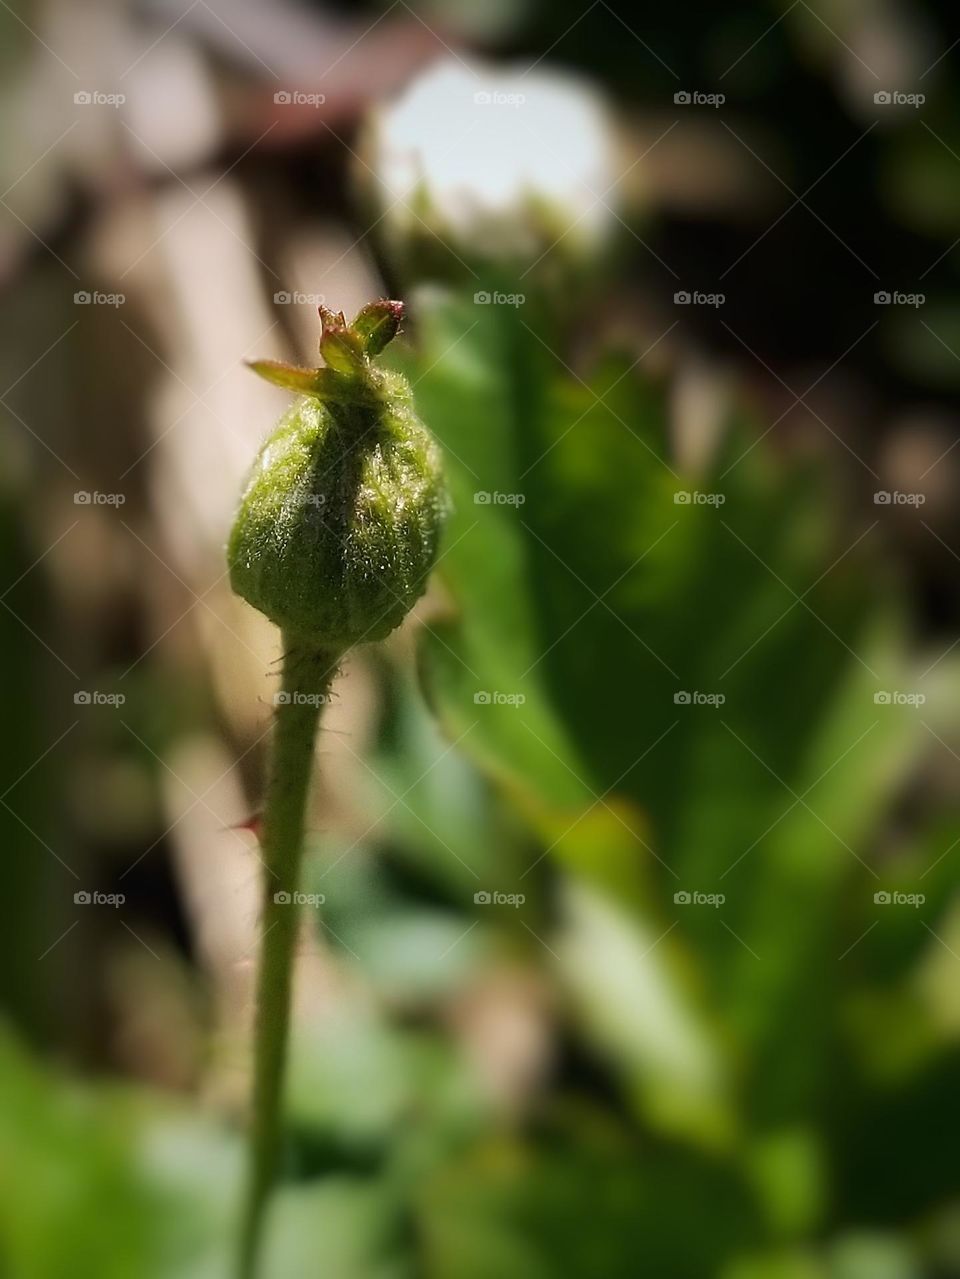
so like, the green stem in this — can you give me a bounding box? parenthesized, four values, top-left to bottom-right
(238, 633, 339, 1279)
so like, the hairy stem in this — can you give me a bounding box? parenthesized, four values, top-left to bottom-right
(238, 634, 339, 1279)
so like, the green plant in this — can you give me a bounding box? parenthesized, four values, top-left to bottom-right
(227, 300, 446, 1279)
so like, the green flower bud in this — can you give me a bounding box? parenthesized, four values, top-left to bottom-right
(228, 300, 446, 651)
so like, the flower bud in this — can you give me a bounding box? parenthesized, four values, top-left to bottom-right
(228, 301, 446, 651)
(360, 58, 617, 278)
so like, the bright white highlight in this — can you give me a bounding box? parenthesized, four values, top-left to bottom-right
(367, 58, 617, 263)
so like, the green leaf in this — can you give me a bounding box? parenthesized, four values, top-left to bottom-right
(0, 1028, 237, 1279)
(402, 286, 926, 1126)
(246, 358, 324, 395)
(417, 1117, 760, 1279)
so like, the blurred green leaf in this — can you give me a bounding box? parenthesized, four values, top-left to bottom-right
(0, 1026, 236, 1279)
(417, 1112, 760, 1279)
(402, 286, 925, 1133)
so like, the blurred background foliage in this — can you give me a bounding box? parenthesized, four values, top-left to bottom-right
(1, 0, 960, 1276)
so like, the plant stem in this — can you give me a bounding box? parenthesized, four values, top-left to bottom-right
(238, 633, 339, 1279)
